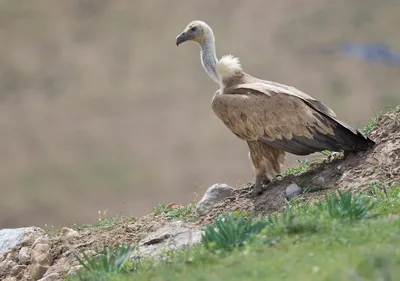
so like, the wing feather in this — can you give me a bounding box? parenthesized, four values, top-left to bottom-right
(211, 83, 374, 155)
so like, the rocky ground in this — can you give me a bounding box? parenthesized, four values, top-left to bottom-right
(0, 106, 399, 281)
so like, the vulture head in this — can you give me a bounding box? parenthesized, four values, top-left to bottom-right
(176, 21, 213, 46)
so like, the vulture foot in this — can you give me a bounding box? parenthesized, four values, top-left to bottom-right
(250, 175, 271, 196)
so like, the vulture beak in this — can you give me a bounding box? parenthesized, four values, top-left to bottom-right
(176, 32, 188, 46)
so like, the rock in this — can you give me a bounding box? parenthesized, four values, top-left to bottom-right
(31, 264, 50, 280)
(314, 176, 326, 186)
(21, 275, 35, 281)
(32, 237, 50, 249)
(3, 277, 17, 281)
(134, 221, 203, 259)
(30, 239, 53, 280)
(286, 183, 302, 200)
(6, 251, 17, 261)
(84, 250, 96, 257)
(196, 183, 234, 215)
(18, 247, 31, 264)
(31, 243, 53, 266)
(60, 228, 80, 242)
(0, 260, 17, 276)
(42, 257, 70, 278)
(10, 264, 27, 276)
(0, 227, 45, 255)
(165, 202, 184, 209)
(66, 265, 83, 277)
(38, 273, 59, 281)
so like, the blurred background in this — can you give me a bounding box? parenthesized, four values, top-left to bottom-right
(0, 0, 399, 228)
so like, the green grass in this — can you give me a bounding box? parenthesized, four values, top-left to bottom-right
(74, 244, 134, 274)
(152, 203, 198, 221)
(68, 185, 400, 281)
(202, 213, 268, 253)
(71, 212, 135, 231)
(361, 111, 381, 136)
(358, 105, 398, 136)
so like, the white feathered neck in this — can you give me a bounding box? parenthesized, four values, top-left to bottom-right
(199, 24, 242, 90)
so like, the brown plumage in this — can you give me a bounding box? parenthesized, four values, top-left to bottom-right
(176, 21, 375, 194)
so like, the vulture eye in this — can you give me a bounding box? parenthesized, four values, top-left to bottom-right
(190, 26, 197, 32)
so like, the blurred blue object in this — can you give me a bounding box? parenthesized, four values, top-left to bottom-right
(330, 43, 400, 66)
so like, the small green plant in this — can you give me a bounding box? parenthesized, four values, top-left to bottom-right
(152, 204, 167, 215)
(165, 204, 195, 219)
(264, 206, 320, 235)
(73, 243, 135, 279)
(359, 106, 393, 136)
(152, 203, 196, 220)
(368, 182, 400, 215)
(317, 191, 377, 221)
(279, 160, 310, 178)
(71, 210, 134, 231)
(362, 115, 380, 136)
(202, 213, 267, 252)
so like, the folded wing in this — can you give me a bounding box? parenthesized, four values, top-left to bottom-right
(211, 82, 374, 155)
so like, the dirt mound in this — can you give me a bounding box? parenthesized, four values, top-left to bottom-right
(1, 107, 399, 281)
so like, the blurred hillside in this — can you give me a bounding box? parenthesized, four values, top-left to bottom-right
(0, 0, 399, 228)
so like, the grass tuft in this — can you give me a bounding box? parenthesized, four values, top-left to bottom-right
(74, 243, 134, 273)
(72, 243, 137, 281)
(359, 105, 394, 136)
(202, 213, 267, 253)
(316, 191, 377, 221)
(264, 207, 320, 236)
(152, 203, 196, 220)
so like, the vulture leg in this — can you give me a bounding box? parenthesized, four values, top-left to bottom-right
(247, 141, 285, 195)
(254, 173, 268, 195)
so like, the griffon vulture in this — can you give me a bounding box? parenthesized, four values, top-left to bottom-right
(175, 21, 375, 195)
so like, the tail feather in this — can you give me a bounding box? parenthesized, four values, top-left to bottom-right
(260, 122, 375, 156)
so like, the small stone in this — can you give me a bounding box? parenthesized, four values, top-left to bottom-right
(364, 167, 374, 176)
(22, 275, 35, 281)
(165, 202, 184, 209)
(314, 176, 325, 186)
(60, 227, 80, 242)
(0, 260, 17, 276)
(38, 273, 59, 281)
(339, 172, 348, 181)
(18, 247, 31, 264)
(6, 251, 16, 261)
(31, 243, 53, 266)
(42, 257, 70, 278)
(32, 237, 50, 249)
(67, 265, 83, 277)
(3, 277, 17, 281)
(31, 264, 49, 280)
(84, 250, 96, 257)
(196, 183, 234, 215)
(286, 183, 302, 200)
(10, 264, 27, 276)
